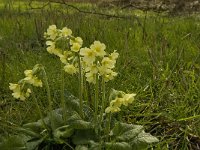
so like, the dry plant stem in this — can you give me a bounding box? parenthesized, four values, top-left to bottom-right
(78, 55, 83, 118)
(61, 63, 67, 122)
(100, 78, 105, 122)
(30, 87, 47, 130)
(94, 75, 99, 130)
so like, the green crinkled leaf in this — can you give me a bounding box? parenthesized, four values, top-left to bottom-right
(53, 125, 74, 143)
(116, 125, 144, 141)
(137, 131, 159, 143)
(111, 122, 159, 150)
(16, 127, 41, 138)
(64, 91, 94, 121)
(105, 142, 132, 150)
(25, 137, 44, 150)
(88, 141, 100, 150)
(130, 131, 159, 150)
(83, 105, 94, 122)
(23, 121, 44, 134)
(72, 129, 98, 145)
(111, 122, 143, 141)
(0, 135, 27, 150)
(50, 108, 65, 130)
(67, 113, 93, 129)
(65, 91, 80, 112)
(75, 145, 89, 150)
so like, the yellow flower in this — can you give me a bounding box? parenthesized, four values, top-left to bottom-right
(105, 106, 121, 113)
(101, 57, 115, 69)
(64, 64, 77, 74)
(109, 50, 119, 61)
(46, 25, 58, 40)
(70, 37, 83, 46)
(24, 70, 42, 87)
(110, 98, 123, 107)
(9, 83, 31, 101)
(9, 83, 20, 92)
(25, 88, 32, 97)
(98, 65, 111, 75)
(85, 65, 98, 74)
(90, 41, 106, 57)
(24, 70, 33, 77)
(71, 43, 81, 52)
(46, 41, 62, 56)
(12, 91, 25, 101)
(85, 72, 96, 84)
(60, 27, 72, 37)
(80, 47, 96, 64)
(104, 71, 118, 82)
(122, 93, 136, 106)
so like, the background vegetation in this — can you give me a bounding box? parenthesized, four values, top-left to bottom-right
(0, 0, 200, 149)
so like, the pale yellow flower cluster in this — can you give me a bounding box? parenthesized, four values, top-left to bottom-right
(24, 70, 42, 87)
(44, 25, 83, 75)
(9, 66, 42, 101)
(9, 83, 31, 101)
(44, 25, 118, 83)
(80, 41, 119, 84)
(105, 91, 136, 113)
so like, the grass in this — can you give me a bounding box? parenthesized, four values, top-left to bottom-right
(0, 0, 200, 149)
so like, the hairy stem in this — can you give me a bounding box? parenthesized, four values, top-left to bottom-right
(42, 68, 53, 125)
(106, 113, 111, 141)
(61, 63, 67, 122)
(94, 74, 99, 130)
(100, 78, 105, 122)
(78, 55, 83, 118)
(31, 87, 48, 130)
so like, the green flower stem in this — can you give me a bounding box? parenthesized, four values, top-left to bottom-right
(78, 55, 83, 118)
(94, 75, 99, 129)
(31, 87, 48, 130)
(61, 63, 67, 122)
(100, 78, 105, 122)
(106, 113, 111, 141)
(42, 69, 53, 123)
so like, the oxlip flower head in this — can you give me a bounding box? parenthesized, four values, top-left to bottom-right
(64, 64, 77, 75)
(122, 93, 136, 106)
(80, 47, 96, 64)
(105, 90, 136, 114)
(90, 41, 106, 57)
(60, 27, 72, 37)
(71, 43, 81, 52)
(46, 25, 58, 40)
(70, 37, 83, 46)
(24, 70, 42, 87)
(9, 83, 31, 101)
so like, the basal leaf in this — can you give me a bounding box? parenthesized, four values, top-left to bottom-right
(65, 91, 80, 112)
(75, 145, 89, 150)
(111, 122, 143, 141)
(0, 135, 27, 150)
(16, 127, 41, 138)
(130, 131, 159, 150)
(67, 113, 93, 129)
(53, 125, 74, 143)
(105, 142, 132, 150)
(50, 108, 65, 130)
(23, 121, 44, 134)
(116, 125, 144, 141)
(72, 130, 98, 145)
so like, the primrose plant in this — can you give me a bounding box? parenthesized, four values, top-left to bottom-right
(2, 25, 159, 150)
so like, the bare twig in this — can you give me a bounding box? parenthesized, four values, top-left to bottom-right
(27, 0, 146, 37)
